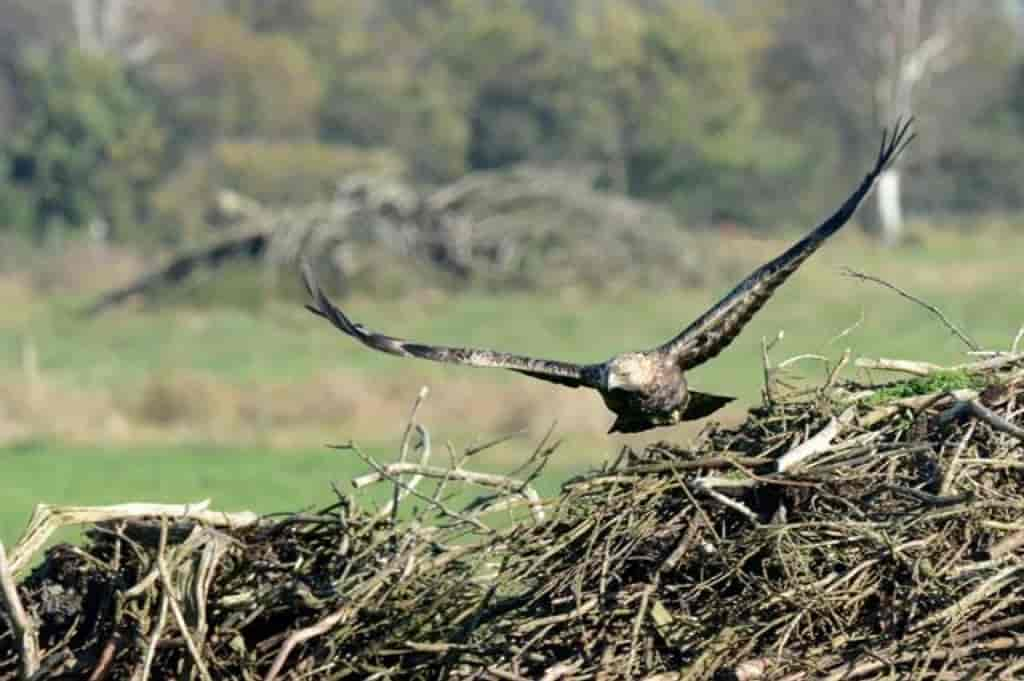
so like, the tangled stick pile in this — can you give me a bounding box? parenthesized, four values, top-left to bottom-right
(86, 166, 702, 316)
(2, 352, 1023, 680)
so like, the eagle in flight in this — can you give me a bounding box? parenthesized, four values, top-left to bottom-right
(303, 119, 914, 434)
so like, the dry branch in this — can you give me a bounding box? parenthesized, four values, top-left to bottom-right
(155, 520, 213, 681)
(775, 407, 855, 472)
(854, 357, 945, 375)
(843, 267, 979, 351)
(856, 353, 1024, 376)
(0, 544, 37, 680)
(8, 500, 258, 576)
(353, 461, 546, 523)
(939, 398, 1024, 442)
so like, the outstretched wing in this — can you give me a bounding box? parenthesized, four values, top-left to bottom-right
(301, 263, 595, 388)
(660, 117, 915, 370)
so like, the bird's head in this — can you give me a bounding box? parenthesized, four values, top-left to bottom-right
(604, 352, 659, 392)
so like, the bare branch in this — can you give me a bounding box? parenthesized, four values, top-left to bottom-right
(989, 530, 1024, 560)
(337, 444, 494, 531)
(136, 592, 169, 681)
(391, 387, 431, 525)
(939, 399, 1024, 442)
(855, 357, 945, 376)
(9, 501, 258, 576)
(352, 461, 546, 523)
(0, 542, 39, 680)
(843, 267, 978, 350)
(263, 537, 416, 681)
(378, 425, 433, 522)
(856, 353, 1024, 376)
(155, 520, 214, 681)
(776, 408, 856, 473)
(776, 354, 829, 370)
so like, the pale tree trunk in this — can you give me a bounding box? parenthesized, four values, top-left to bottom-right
(866, 0, 972, 246)
(69, 0, 161, 64)
(71, 0, 100, 54)
(785, 0, 993, 245)
(875, 168, 903, 246)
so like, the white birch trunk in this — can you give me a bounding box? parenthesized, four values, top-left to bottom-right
(875, 168, 903, 246)
(69, 0, 161, 65)
(71, 0, 100, 54)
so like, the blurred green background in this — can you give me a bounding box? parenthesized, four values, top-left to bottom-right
(2, 1, 1024, 547)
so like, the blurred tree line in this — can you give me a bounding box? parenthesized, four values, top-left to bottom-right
(0, 0, 1022, 248)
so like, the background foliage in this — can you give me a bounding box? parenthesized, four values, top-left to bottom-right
(1, 0, 1022, 249)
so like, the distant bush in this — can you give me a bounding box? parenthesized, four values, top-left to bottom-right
(130, 371, 241, 428)
(149, 13, 324, 142)
(214, 141, 407, 205)
(0, 49, 165, 242)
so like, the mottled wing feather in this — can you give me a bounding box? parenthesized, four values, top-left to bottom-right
(661, 118, 915, 371)
(301, 264, 593, 389)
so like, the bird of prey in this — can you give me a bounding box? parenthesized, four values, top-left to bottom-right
(302, 119, 914, 434)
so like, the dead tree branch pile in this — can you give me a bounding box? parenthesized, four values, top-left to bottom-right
(87, 166, 702, 315)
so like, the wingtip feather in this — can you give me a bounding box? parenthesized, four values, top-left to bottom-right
(299, 260, 318, 299)
(300, 261, 360, 338)
(875, 115, 916, 175)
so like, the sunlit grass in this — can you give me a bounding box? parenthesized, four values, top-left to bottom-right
(5, 228, 1020, 392)
(0, 439, 582, 548)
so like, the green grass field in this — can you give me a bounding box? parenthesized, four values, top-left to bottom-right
(0, 439, 578, 547)
(2, 224, 1022, 547)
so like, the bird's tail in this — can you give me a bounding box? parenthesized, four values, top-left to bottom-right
(680, 391, 735, 421)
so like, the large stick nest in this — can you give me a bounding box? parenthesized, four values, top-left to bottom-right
(2, 354, 1024, 680)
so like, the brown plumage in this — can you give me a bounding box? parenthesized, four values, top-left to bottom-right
(303, 119, 914, 434)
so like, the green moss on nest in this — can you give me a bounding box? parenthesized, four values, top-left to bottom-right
(868, 370, 989, 404)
